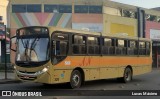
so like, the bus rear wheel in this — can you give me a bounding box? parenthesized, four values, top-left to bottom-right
(69, 70, 82, 89)
(117, 67, 132, 83)
(123, 67, 132, 83)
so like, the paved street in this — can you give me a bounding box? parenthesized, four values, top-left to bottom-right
(0, 68, 160, 99)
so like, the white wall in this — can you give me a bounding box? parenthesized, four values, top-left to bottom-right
(103, 6, 121, 16)
(150, 29, 160, 41)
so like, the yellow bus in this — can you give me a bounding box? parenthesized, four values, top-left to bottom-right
(11, 26, 152, 88)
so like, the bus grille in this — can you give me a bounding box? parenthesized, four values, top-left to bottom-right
(18, 75, 37, 80)
(17, 70, 37, 80)
(19, 71, 36, 74)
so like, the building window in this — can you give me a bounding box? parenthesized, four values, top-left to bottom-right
(157, 16, 160, 22)
(122, 10, 136, 18)
(59, 5, 72, 13)
(89, 6, 102, 13)
(74, 5, 88, 13)
(44, 5, 59, 13)
(145, 14, 157, 22)
(12, 5, 26, 13)
(27, 4, 41, 12)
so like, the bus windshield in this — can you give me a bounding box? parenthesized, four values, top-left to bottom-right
(15, 27, 50, 66)
(16, 38, 49, 62)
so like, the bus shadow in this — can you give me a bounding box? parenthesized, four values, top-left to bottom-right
(26, 78, 145, 90)
(81, 78, 145, 88)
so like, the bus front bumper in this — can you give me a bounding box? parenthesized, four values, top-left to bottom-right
(15, 69, 51, 84)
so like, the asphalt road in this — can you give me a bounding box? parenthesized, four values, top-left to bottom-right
(0, 68, 160, 99)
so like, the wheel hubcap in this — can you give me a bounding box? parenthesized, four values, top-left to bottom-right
(72, 74, 80, 86)
(125, 70, 131, 81)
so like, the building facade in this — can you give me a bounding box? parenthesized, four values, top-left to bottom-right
(146, 20, 160, 68)
(8, 0, 140, 36)
(0, 0, 10, 63)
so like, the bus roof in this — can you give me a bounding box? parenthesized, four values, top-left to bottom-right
(48, 26, 151, 42)
(18, 26, 151, 42)
(48, 26, 100, 36)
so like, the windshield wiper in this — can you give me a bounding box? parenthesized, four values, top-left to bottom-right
(22, 37, 39, 61)
(30, 38, 39, 50)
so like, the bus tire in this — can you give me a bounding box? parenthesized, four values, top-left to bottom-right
(123, 67, 132, 83)
(69, 70, 82, 89)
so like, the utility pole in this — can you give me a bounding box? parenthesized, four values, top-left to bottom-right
(4, 25, 7, 79)
(0, 23, 7, 79)
(137, 8, 145, 38)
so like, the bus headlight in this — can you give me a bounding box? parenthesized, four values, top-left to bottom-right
(14, 66, 16, 69)
(42, 67, 48, 73)
(35, 66, 49, 75)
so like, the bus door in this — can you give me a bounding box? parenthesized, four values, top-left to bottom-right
(51, 32, 69, 65)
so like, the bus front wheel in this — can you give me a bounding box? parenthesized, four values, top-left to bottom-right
(69, 70, 82, 89)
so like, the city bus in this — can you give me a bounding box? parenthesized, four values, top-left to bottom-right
(11, 26, 152, 88)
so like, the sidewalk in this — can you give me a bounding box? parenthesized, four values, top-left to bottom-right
(0, 71, 21, 84)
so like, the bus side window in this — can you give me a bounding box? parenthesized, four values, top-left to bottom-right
(72, 35, 86, 54)
(128, 40, 137, 55)
(87, 37, 100, 55)
(139, 41, 146, 55)
(51, 32, 69, 64)
(146, 42, 150, 55)
(116, 39, 126, 55)
(59, 41, 67, 55)
(102, 38, 112, 55)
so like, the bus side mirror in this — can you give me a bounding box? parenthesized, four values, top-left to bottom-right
(10, 36, 17, 52)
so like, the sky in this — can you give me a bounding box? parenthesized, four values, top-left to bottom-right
(110, 0, 160, 9)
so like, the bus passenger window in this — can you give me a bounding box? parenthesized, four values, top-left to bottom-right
(128, 41, 138, 55)
(146, 42, 150, 55)
(73, 46, 79, 54)
(87, 37, 100, 55)
(118, 40, 124, 47)
(104, 38, 111, 46)
(53, 41, 68, 55)
(72, 35, 86, 54)
(73, 35, 83, 44)
(102, 38, 112, 55)
(56, 41, 60, 55)
(140, 42, 145, 55)
(88, 37, 95, 45)
(88, 46, 94, 54)
(52, 41, 55, 55)
(59, 41, 67, 55)
(116, 39, 126, 55)
(139, 42, 145, 55)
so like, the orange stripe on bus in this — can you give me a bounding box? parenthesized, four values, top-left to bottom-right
(54, 56, 151, 67)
